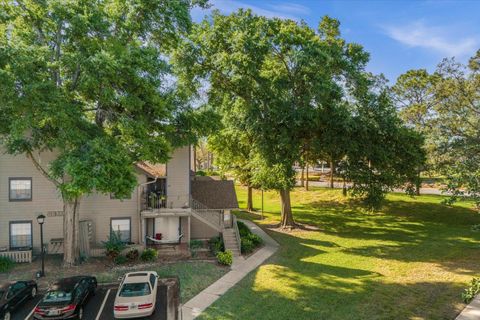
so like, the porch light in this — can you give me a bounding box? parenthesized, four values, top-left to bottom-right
(36, 214, 46, 225)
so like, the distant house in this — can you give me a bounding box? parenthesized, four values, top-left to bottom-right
(0, 146, 239, 262)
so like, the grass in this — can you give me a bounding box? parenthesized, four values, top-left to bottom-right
(198, 186, 480, 320)
(96, 261, 228, 302)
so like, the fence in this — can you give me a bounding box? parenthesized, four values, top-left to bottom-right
(0, 250, 32, 263)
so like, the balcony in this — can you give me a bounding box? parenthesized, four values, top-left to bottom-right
(142, 192, 168, 211)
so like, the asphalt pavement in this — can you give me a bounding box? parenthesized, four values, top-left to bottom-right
(11, 285, 167, 320)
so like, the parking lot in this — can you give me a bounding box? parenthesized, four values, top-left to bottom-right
(11, 285, 168, 320)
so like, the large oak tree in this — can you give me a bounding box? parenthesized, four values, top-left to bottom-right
(174, 10, 367, 227)
(0, 0, 208, 266)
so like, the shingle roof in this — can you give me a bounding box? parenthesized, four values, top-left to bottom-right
(191, 179, 239, 209)
(136, 161, 166, 177)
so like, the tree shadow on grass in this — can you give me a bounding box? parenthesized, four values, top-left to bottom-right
(199, 229, 466, 320)
(285, 197, 480, 272)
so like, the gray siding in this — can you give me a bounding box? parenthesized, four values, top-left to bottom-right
(166, 146, 190, 208)
(0, 149, 146, 251)
(190, 216, 220, 240)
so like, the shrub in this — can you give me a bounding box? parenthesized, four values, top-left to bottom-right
(190, 239, 203, 258)
(216, 250, 233, 266)
(237, 221, 251, 238)
(103, 232, 126, 260)
(237, 221, 263, 254)
(208, 236, 224, 255)
(0, 256, 15, 273)
(140, 248, 158, 262)
(190, 239, 203, 249)
(472, 224, 480, 232)
(247, 233, 263, 246)
(196, 170, 206, 176)
(462, 278, 480, 303)
(126, 249, 139, 262)
(241, 238, 255, 254)
(114, 255, 128, 265)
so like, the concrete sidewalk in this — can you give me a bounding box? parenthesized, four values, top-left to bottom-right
(456, 295, 480, 320)
(181, 220, 279, 320)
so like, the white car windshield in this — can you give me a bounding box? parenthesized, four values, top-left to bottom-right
(119, 283, 151, 297)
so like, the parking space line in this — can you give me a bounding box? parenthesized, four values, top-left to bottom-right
(96, 288, 111, 320)
(25, 301, 39, 320)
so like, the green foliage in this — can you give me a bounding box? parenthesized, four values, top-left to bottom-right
(462, 278, 480, 303)
(240, 238, 255, 254)
(103, 232, 126, 260)
(190, 239, 203, 249)
(394, 52, 480, 210)
(237, 221, 251, 237)
(190, 239, 203, 258)
(216, 250, 233, 266)
(140, 248, 158, 262)
(208, 236, 224, 255)
(0, 0, 211, 264)
(340, 89, 426, 208)
(126, 249, 139, 262)
(472, 224, 480, 232)
(114, 255, 128, 265)
(196, 170, 207, 176)
(0, 256, 15, 273)
(247, 233, 263, 246)
(237, 221, 262, 254)
(173, 9, 368, 224)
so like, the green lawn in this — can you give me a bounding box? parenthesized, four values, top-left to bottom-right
(199, 186, 480, 320)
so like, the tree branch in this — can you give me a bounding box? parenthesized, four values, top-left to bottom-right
(26, 151, 61, 187)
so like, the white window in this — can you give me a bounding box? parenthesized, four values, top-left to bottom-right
(111, 218, 131, 243)
(10, 222, 32, 250)
(9, 178, 32, 201)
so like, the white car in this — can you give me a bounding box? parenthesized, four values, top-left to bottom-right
(113, 271, 158, 319)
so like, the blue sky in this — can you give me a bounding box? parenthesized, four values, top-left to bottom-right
(191, 0, 480, 82)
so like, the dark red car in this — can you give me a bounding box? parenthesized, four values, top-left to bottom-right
(33, 276, 96, 320)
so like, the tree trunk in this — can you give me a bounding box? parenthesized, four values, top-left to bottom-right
(300, 166, 305, 187)
(342, 177, 347, 196)
(329, 159, 335, 188)
(279, 189, 295, 228)
(246, 185, 254, 212)
(305, 164, 309, 191)
(415, 170, 421, 196)
(63, 198, 80, 267)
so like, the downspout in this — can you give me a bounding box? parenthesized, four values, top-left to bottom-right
(138, 177, 158, 245)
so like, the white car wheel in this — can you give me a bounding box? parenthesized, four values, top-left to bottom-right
(4, 311, 11, 320)
(31, 287, 37, 298)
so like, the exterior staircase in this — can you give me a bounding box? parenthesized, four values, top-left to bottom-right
(223, 228, 241, 257)
(190, 197, 242, 257)
(190, 198, 224, 232)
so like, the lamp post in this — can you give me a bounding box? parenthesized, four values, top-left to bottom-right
(261, 190, 264, 220)
(36, 214, 46, 277)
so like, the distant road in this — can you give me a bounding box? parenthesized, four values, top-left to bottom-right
(297, 180, 447, 195)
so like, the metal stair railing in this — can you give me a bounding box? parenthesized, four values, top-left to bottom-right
(190, 197, 224, 231)
(231, 214, 242, 253)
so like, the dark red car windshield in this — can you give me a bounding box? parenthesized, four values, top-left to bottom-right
(43, 291, 72, 303)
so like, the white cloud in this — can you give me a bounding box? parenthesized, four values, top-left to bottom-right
(384, 21, 479, 58)
(191, 0, 308, 22)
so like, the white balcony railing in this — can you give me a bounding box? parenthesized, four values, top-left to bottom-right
(0, 250, 32, 263)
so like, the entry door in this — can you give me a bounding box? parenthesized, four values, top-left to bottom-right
(154, 217, 180, 241)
